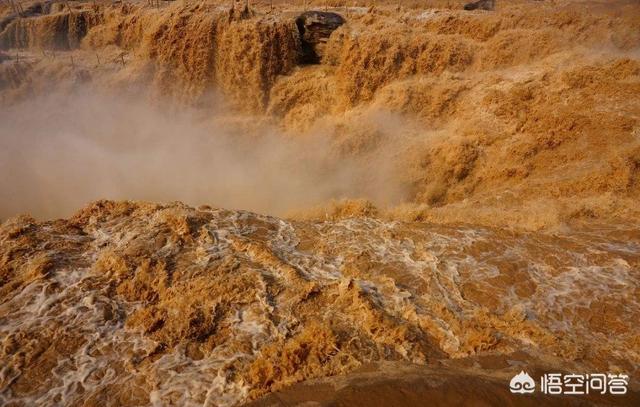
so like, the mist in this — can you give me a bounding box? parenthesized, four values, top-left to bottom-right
(0, 89, 409, 220)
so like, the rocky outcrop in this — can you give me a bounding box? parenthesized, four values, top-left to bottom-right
(295, 11, 345, 64)
(464, 0, 495, 11)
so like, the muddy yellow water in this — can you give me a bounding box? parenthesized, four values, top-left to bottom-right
(1, 0, 640, 405)
(0, 201, 638, 405)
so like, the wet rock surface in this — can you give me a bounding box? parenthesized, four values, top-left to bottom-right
(464, 0, 495, 11)
(295, 11, 345, 63)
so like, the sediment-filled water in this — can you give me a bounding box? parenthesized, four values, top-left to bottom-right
(1, 0, 639, 405)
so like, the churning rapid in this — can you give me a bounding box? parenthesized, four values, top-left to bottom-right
(1, 0, 639, 405)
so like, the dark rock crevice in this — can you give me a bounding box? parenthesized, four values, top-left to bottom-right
(295, 11, 344, 64)
(464, 0, 496, 11)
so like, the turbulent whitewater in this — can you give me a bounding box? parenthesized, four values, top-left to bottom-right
(1, 0, 640, 405)
(1, 201, 639, 405)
